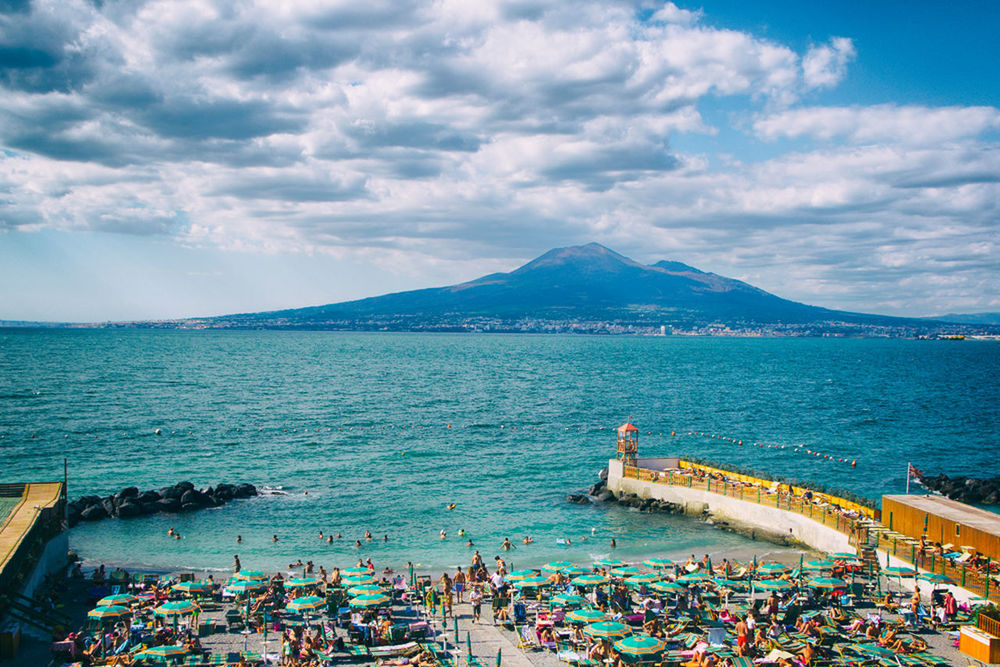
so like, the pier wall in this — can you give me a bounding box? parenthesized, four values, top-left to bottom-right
(607, 460, 852, 554)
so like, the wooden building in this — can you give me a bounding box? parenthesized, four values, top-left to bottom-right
(882, 494, 1000, 559)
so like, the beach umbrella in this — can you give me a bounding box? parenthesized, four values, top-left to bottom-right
(172, 580, 214, 595)
(348, 584, 384, 596)
(551, 593, 590, 607)
(828, 552, 860, 561)
(287, 596, 326, 613)
(286, 577, 322, 589)
(610, 566, 644, 577)
(571, 574, 609, 587)
(505, 569, 538, 582)
(514, 577, 551, 589)
(594, 559, 627, 568)
(803, 559, 837, 571)
(343, 567, 371, 575)
(883, 566, 917, 578)
(756, 563, 790, 576)
(342, 574, 377, 586)
(561, 566, 591, 576)
(226, 579, 267, 595)
(88, 605, 131, 620)
(349, 593, 392, 609)
(712, 579, 746, 590)
(643, 558, 674, 568)
(649, 581, 685, 594)
(624, 573, 661, 587)
(135, 645, 189, 660)
(613, 636, 666, 657)
(566, 608, 610, 624)
(753, 579, 794, 591)
(155, 600, 200, 616)
(583, 621, 632, 640)
(806, 577, 846, 590)
(675, 572, 710, 584)
(96, 594, 138, 606)
(233, 570, 268, 581)
(918, 573, 953, 585)
(542, 561, 575, 572)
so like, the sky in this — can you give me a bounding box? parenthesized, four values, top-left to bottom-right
(0, 0, 997, 322)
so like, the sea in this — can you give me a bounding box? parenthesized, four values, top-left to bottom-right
(1, 330, 998, 576)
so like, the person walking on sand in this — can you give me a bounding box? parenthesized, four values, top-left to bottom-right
(469, 584, 483, 623)
(454, 567, 467, 603)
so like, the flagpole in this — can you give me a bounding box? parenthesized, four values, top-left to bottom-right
(906, 462, 910, 495)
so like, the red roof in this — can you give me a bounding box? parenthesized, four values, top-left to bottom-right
(618, 423, 638, 433)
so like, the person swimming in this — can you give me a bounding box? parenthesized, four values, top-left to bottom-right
(440, 530, 447, 539)
(355, 539, 362, 547)
(458, 529, 466, 536)
(447, 503, 456, 510)
(236, 535, 242, 543)
(365, 530, 372, 541)
(326, 535, 333, 543)
(272, 534, 279, 542)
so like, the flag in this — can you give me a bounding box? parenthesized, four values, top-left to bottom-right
(908, 464, 924, 484)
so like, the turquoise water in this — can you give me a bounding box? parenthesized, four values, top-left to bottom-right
(1, 330, 998, 573)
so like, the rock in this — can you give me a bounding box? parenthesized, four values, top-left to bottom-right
(101, 497, 115, 516)
(139, 502, 160, 515)
(77, 495, 102, 507)
(596, 490, 614, 502)
(160, 486, 184, 500)
(180, 489, 211, 507)
(80, 505, 108, 521)
(176, 481, 195, 493)
(118, 486, 139, 499)
(566, 494, 590, 504)
(598, 468, 609, 481)
(235, 483, 257, 498)
(138, 490, 160, 504)
(179, 502, 200, 513)
(157, 498, 182, 513)
(116, 502, 142, 519)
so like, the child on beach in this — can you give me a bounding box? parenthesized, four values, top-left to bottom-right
(469, 585, 483, 623)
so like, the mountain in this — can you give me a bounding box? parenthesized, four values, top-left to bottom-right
(927, 312, 1000, 325)
(181, 243, 966, 335)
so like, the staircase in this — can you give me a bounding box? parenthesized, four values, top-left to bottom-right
(0, 591, 73, 639)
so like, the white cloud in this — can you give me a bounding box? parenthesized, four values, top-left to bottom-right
(755, 104, 1000, 145)
(802, 37, 856, 89)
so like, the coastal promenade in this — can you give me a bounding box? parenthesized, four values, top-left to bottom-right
(608, 458, 1000, 604)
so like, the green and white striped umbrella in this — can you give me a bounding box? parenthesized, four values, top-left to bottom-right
(571, 574, 609, 587)
(172, 580, 214, 595)
(828, 552, 860, 561)
(561, 566, 591, 576)
(610, 566, 644, 577)
(918, 573, 953, 585)
(96, 594, 138, 606)
(542, 561, 575, 572)
(233, 570, 268, 581)
(643, 558, 674, 568)
(349, 593, 392, 608)
(514, 576, 551, 589)
(348, 584, 384, 597)
(584, 621, 632, 639)
(753, 579, 794, 591)
(287, 595, 326, 613)
(135, 645, 189, 660)
(803, 559, 837, 571)
(155, 600, 201, 616)
(566, 608, 609, 624)
(675, 572, 710, 584)
(882, 566, 917, 578)
(756, 563, 790, 576)
(806, 577, 846, 589)
(594, 559, 627, 568)
(614, 636, 666, 656)
(551, 593, 590, 607)
(342, 574, 377, 586)
(624, 573, 661, 587)
(88, 605, 131, 620)
(226, 579, 267, 594)
(649, 581, 685, 594)
(343, 567, 371, 575)
(286, 577, 322, 589)
(505, 569, 539, 582)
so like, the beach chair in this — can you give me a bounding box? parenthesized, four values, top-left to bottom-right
(516, 625, 540, 650)
(224, 608, 244, 631)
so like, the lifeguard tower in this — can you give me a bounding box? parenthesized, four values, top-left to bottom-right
(616, 422, 638, 466)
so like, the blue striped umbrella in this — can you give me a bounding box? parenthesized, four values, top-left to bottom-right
(88, 605, 131, 620)
(226, 579, 267, 594)
(287, 595, 326, 613)
(97, 594, 138, 606)
(286, 577, 322, 589)
(542, 561, 575, 572)
(584, 621, 631, 639)
(567, 608, 609, 624)
(233, 570, 268, 581)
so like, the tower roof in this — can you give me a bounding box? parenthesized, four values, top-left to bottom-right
(618, 423, 638, 433)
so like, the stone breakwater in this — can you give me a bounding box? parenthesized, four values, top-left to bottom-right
(67, 481, 258, 526)
(919, 474, 1000, 505)
(566, 469, 684, 515)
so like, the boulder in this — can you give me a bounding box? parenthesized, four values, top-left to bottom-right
(160, 486, 184, 500)
(157, 498, 181, 513)
(179, 502, 200, 513)
(176, 481, 195, 493)
(180, 489, 211, 507)
(596, 490, 614, 502)
(77, 495, 102, 507)
(101, 497, 115, 516)
(80, 504, 108, 521)
(118, 486, 139, 499)
(566, 494, 590, 504)
(235, 483, 257, 498)
(138, 491, 160, 504)
(116, 501, 142, 519)
(598, 468, 609, 481)
(139, 502, 160, 515)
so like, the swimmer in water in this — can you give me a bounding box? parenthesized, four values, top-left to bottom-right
(383, 535, 389, 542)
(365, 530, 372, 541)
(273, 534, 279, 542)
(336, 533, 342, 539)
(236, 535, 242, 543)
(319, 531, 324, 540)
(355, 540, 362, 548)
(610, 538, 616, 548)
(440, 530, 447, 539)
(326, 536, 333, 543)
(167, 527, 175, 536)
(447, 503, 456, 510)
(458, 529, 466, 536)
(467, 539, 474, 547)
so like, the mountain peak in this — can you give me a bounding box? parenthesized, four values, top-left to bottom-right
(514, 242, 643, 275)
(653, 260, 705, 274)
